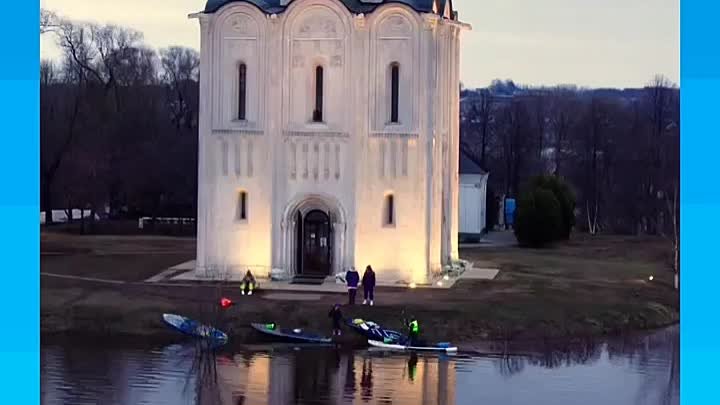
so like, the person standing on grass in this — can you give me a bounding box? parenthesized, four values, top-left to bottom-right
(328, 303, 343, 336)
(345, 267, 360, 305)
(362, 265, 376, 306)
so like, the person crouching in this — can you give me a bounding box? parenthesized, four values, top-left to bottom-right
(241, 270, 256, 296)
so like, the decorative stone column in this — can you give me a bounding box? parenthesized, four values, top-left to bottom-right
(422, 13, 439, 284)
(449, 27, 461, 261)
(335, 220, 346, 276)
(195, 12, 213, 276)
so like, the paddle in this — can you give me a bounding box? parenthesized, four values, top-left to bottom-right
(399, 309, 412, 348)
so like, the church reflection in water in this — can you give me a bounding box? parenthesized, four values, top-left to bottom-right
(212, 348, 456, 405)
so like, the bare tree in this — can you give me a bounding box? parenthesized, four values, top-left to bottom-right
(40, 58, 83, 224)
(41, 13, 203, 229)
(497, 99, 531, 197)
(640, 75, 677, 234)
(547, 87, 577, 176)
(664, 181, 679, 290)
(40, 8, 60, 34)
(40, 60, 57, 86)
(160, 46, 200, 131)
(578, 97, 608, 235)
(531, 90, 548, 165)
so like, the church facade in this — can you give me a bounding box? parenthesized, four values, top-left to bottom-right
(191, 0, 470, 284)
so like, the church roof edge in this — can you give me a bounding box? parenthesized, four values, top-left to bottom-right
(203, 0, 458, 20)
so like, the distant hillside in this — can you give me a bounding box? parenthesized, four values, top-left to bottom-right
(461, 81, 652, 104)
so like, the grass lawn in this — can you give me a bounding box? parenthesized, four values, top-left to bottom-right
(452, 233, 678, 339)
(41, 232, 195, 281)
(41, 230, 679, 343)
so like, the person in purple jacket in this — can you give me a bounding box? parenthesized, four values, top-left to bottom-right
(362, 265, 376, 306)
(345, 267, 360, 305)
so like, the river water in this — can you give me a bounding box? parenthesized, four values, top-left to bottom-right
(41, 326, 678, 405)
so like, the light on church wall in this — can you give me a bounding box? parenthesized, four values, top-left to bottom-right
(194, 0, 470, 280)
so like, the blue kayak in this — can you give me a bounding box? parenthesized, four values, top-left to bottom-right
(251, 322, 332, 344)
(345, 318, 407, 344)
(163, 313, 229, 343)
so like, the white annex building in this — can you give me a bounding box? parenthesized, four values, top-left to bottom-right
(459, 148, 489, 241)
(190, 0, 470, 284)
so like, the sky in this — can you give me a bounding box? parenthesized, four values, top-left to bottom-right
(39, 0, 679, 89)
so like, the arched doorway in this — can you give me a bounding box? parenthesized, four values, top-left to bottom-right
(297, 209, 332, 276)
(280, 193, 348, 278)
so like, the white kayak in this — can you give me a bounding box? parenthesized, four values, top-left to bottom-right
(368, 339, 458, 353)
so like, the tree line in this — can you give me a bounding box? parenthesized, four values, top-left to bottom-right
(41, 10, 200, 224)
(460, 78, 679, 238)
(41, 10, 679, 242)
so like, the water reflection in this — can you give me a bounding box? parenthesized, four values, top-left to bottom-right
(41, 327, 678, 405)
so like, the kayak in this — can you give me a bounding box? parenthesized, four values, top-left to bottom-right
(251, 322, 333, 344)
(367, 339, 458, 353)
(345, 318, 406, 344)
(162, 313, 229, 343)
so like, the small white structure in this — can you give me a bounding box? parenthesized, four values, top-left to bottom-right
(458, 149, 488, 241)
(40, 209, 99, 225)
(190, 0, 470, 284)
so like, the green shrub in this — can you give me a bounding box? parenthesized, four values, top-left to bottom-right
(529, 175, 576, 240)
(514, 188, 563, 247)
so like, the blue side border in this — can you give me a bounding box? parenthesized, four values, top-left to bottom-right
(0, 1, 706, 403)
(681, 1, 720, 404)
(0, 1, 39, 402)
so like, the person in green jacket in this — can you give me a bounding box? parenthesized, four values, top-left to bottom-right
(407, 316, 420, 346)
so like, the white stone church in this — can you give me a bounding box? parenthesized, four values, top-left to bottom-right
(190, 0, 470, 284)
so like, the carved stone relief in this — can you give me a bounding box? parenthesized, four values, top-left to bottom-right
(423, 15, 438, 31)
(221, 140, 229, 176)
(302, 143, 309, 179)
(331, 55, 343, 67)
(324, 143, 330, 179)
(390, 139, 398, 178)
(334, 144, 341, 180)
(379, 141, 386, 179)
(313, 143, 320, 180)
(379, 15, 412, 38)
(294, 13, 343, 39)
(401, 139, 408, 177)
(246, 140, 254, 177)
(290, 142, 297, 179)
(353, 13, 366, 29)
(227, 13, 258, 37)
(234, 141, 243, 176)
(287, 141, 342, 182)
(293, 55, 305, 68)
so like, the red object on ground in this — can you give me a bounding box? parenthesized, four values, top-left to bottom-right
(220, 298, 233, 308)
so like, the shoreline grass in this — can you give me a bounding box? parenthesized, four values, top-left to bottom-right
(41, 231, 679, 346)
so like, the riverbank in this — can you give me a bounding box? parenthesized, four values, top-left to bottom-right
(41, 232, 679, 345)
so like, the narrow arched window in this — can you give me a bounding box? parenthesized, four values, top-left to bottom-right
(237, 191, 248, 221)
(313, 66, 324, 122)
(384, 194, 395, 226)
(238, 63, 247, 120)
(390, 63, 400, 123)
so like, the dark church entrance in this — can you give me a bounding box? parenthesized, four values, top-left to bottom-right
(296, 209, 332, 276)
